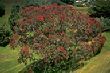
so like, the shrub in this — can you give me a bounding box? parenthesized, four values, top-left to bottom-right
(19, 0, 65, 7)
(10, 4, 105, 73)
(0, 1, 11, 47)
(89, 0, 110, 18)
(99, 17, 110, 32)
(0, 23, 11, 47)
(61, 0, 74, 5)
(20, 0, 51, 7)
(9, 3, 20, 31)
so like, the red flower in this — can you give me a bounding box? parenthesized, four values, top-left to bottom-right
(36, 15, 45, 21)
(45, 6, 51, 10)
(60, 15, 65, 21)
(48, 34, 53, 38)
(87, 18, 94, 25)
(60, 31, 65, 35)
(52, 3, 58, 6)
(87, 18, 100, 27)
(21, 45, 30, 56)
(36, 30, 42, 34)
(51, 10, 58, 14)
(98, 35, 106, 46)
(85, 28, 93, 35)
(57, 46, 67, 55)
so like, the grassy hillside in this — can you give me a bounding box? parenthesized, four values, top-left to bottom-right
(0, 46, 41, 73)
(0, 46, 25, 73)
(76, 7, 89, 14)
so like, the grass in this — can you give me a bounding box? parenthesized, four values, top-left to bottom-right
(76, 7, 89, 14)
(0, 46, 40, 73)
(0, 46, 25, 73)
(102, 32, 110, 51)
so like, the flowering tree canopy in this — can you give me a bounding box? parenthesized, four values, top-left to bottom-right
(9, 4, 106, 73)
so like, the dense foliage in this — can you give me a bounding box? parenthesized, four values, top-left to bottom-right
(0, 1, 5, 17)
(9, 3, 20, 31)
(9, 0, 66, 31)
(99, 17, 110, 32)
(89, 0, 110, 18)
(10, 3, 105, 73)
(0, 0, 11, 47)
(61, 0, 74, 4)
(0, 23, 11, 47)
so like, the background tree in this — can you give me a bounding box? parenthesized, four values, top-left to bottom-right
(0, 23, 11, 47)
(89, 0, 110, 18)
(89, 0, 110, 32)
(61, 0, 75, 5)
(0, 0, 11, 47)
(0, 0, 5, 17)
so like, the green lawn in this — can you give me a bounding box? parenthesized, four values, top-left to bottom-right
(0, 46, 40, 73)
(76, 7, 89, 14)
(0, 46, 25, 73)
(102, 32, 110, 51)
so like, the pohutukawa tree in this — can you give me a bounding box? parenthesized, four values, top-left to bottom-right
(9, 3, 106, 73)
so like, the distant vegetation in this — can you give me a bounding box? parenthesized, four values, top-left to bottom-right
(89, 0, 110, 32)
(0, 0, 11, 47)
(0, 24, 11, 47)
(0, 1, 5, 17)
(89, 0, 110, 18)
